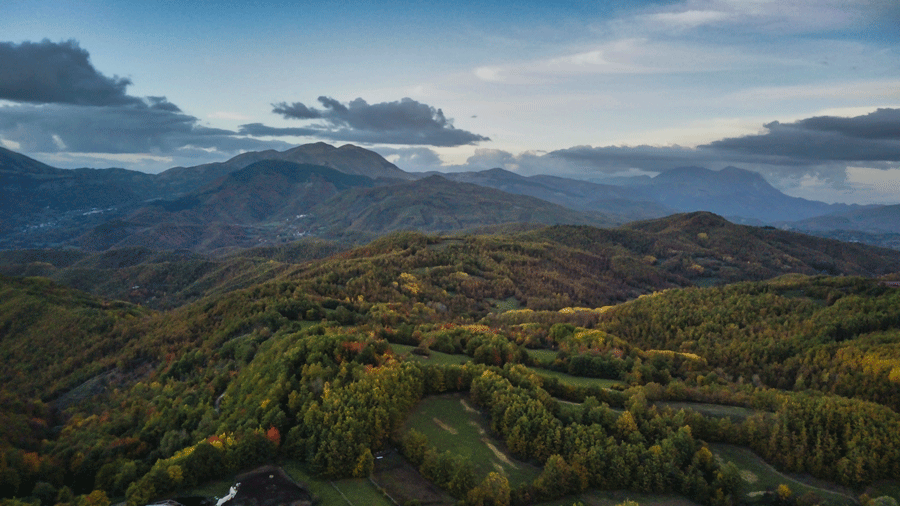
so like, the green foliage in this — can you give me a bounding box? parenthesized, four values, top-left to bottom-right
(1, 225, 899, 506)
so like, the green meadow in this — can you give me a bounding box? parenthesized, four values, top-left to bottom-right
(404, 393, 541, 487)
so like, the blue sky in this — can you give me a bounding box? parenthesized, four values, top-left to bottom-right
(1, 0, 899, 204)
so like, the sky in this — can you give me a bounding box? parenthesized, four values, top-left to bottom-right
(1, 0, 899, 204)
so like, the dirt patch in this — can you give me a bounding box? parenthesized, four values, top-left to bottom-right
(482, 438, 518, 469)
(460, 399, 478, 413)
(740, 470, 758, 484)
(432, 417, 458, 434)
(469, 421, 485, 435)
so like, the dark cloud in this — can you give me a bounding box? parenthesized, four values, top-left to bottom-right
(263, 96, 489, 147)
(238, 123, 319, 137)
(271, 102, 322, 119)
(703, 108, 900, 162)
(792, 108, 900, 140)
(146, 96, 182, 113)
(0, 40, 292, 165)
(0, 39, 142, 107)
(549, 144, 713, 171)
(542, 109, 900, 180)
(0, 103, 290, 155)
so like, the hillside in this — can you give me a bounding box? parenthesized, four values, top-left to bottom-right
(1, 222, 899, 506)
(153, 141, 410, 195)
(784, 203, 900, 234)
(0, 240, 346, 309)
(437, 168, 672, 220)
(4, 145, 896, 254)
(306, 175, 615, 239)
(73, 161, 376, 252)
(3, 213, 899, 312)
(643, 166, 840, 223)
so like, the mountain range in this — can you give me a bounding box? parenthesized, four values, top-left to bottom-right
(2, 143, 897, 253)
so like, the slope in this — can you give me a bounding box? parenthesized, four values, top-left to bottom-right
(77, 161, 374, 252)
(308, 174, 615, 240)
(645, 166, 840, 223)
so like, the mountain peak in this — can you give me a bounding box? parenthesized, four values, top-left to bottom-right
(0, 146, 62, 175)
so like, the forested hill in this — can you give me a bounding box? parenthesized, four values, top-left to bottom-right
(2, 216, 900, 506)
(3, 212, 898, 313)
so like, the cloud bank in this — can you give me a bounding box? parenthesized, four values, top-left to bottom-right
(385, 108, 900, 202)
(257, 96, 489, 147)
(0, 39, 140, 106)
(0, 40, 290, 167)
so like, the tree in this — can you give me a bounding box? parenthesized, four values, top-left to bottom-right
(467, 472, 510, 506)
(352, 449, 373, 478)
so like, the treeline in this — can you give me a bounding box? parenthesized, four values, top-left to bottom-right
(1, 230, 899, 506)
(598, 276, 900, 410)
(467, 366, 741, 505)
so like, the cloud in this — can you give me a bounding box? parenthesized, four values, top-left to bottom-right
(629, 0, 899, 36)
(372, 146, 445, 170)
(272, 102, 322, 119)
(703, 108, 900, 162)
(260, 96, 489, 147)
(0, 39, 292, 168)
(0, 39, 141, 106)
(0, 103, 291, 155)
(238, 123, 319, 137)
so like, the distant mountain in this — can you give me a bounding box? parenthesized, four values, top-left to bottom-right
(308, 175, 615, 238)
(643, 166, 843, 223)
(778, 204, 900, 250)
(784, 204, 900, 234)
(437, 168, 673, 221)
(0, 145, 61, 175)
(0, 147, 161, 247)
(78, 160, 375, 252)
(432, 166, 856, 225)
(536, 211, 900, 280)
(155, 142, 410, 195)
(0, 144, 403, 250)
(3, 144, 897, 253)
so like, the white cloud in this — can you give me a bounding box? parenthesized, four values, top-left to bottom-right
(628, 0, 879, 35)
(640, 9, 734, 30)
(0, 138, 21, 150)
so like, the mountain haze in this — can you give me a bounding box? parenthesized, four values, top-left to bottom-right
(2, 143, 897, 253)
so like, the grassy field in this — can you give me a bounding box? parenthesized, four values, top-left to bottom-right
(281, 462, 395, 506)
(390, 343, 472, 365)
(527, 348, 559, 365)
(490, 296, 523, 312)
(404, 393, 540, 488)
(710, 444, 858, 506)
(655, 401, 759, 422)
(527, 366, 624, 389)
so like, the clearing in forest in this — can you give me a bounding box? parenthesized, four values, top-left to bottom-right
(710, 444, 858, 506)
(404, 393, 540, 487)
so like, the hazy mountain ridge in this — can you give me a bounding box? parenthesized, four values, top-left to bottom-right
(782, 203, 900, 234)
(154, 141, 410, 195)
(307, 174, 615, 239)
(2, 144, 897, 253)
(436, 168, 674, 221)
(4, 212, 899, 311)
